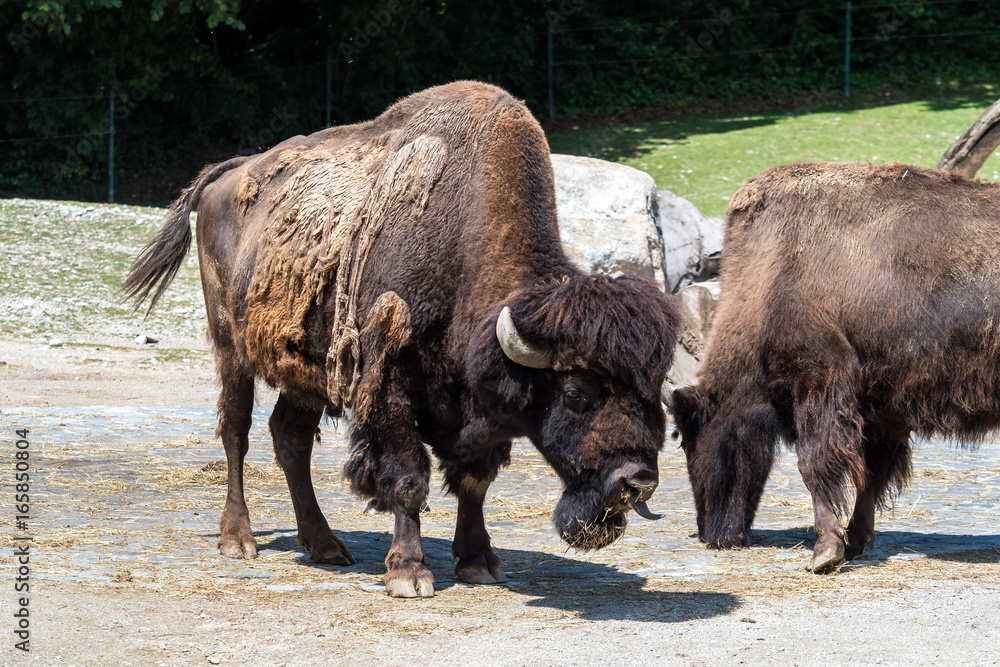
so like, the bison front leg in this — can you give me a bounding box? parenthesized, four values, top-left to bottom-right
(844, 482, 876, 562)
(216, 356, 258, 560)
(793, 362, 866, 574)
(450, 471, 507, 585)
(346, 387, 434, 598)
(798, 449, 848, 574)
(385, 506, 434, 598)
(269, 393, 354, 565)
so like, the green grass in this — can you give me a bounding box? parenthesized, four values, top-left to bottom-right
(547, 84, 1000, 218)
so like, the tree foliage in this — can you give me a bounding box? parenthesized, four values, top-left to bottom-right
(2, 0, 999, 200)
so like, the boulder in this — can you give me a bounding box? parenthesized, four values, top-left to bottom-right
(550, 154, 666, 286)
(550, 154, 723, 294)
(665, 280, 721, 388)
(658, 190, 724, 293)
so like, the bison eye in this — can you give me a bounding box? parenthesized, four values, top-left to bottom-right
(563, 388, 588, 412)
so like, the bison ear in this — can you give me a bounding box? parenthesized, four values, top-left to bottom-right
(669, 385, 712, 441)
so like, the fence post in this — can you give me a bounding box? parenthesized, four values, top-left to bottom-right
(844, 2, 852, 98)
(547, 22, 555, 120)
(108, 89, 115, 204)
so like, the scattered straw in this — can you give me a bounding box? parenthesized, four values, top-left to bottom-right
(157, 461, 285, 487)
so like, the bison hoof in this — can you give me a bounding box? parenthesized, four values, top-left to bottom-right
(844, 531, 874, 561)
(810, 536, 846, 574)
(455, 554, 507, 585)
(218, 534, 258, 560)
(298, 531, 355, 566)
(706, 533, 751, 549)
(384, 562, 435, 598)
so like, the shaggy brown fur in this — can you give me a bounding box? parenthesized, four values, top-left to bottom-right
(124, 81, 680, 598)
(237, 131, 447, 411)
(671, 161, 1000, 573)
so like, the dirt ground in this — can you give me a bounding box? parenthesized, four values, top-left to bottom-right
(2, 198, 1000, 666)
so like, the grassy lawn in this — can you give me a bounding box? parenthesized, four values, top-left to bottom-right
(546, 84, 1000, 219)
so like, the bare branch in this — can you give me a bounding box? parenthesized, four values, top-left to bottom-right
(938, 98, 1000, 178)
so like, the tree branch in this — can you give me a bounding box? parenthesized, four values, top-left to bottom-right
(938, 98, 1000, 178)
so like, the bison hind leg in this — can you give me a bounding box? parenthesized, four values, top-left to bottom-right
(270, 393, 354, 566)
(216, 355, 259, 560)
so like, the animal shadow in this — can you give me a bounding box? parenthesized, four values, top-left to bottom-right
(495, 545, 739, 623)
(754, 526, 1000, 566)
(264, 529, 739, 622)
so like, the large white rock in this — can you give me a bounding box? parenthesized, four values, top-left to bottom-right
(666, 280, 721, 387)
(551, 154, 666, 286)
(549, 154, 723, 397)
(550, 154, 722, 294)
(658, 190, 724, 293)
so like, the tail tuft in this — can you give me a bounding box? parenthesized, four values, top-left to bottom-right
(121, 155, 252, 315)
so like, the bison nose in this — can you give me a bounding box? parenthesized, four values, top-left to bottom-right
(613, 462, 659, 502)
(610, 462, 662, 520)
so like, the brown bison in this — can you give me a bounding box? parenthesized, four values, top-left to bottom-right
(670, 161, 1000, 573)
(125, 81, 680, 597)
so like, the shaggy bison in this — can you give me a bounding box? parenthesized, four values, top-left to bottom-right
(671, 161, 1000, 573)
(125, 81, 680, 597)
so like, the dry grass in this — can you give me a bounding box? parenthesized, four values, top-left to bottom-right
(486, 496, 556, 521)
(157, 461, 285, 487)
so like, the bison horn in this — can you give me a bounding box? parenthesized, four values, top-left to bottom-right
(496, 306, 553, 369)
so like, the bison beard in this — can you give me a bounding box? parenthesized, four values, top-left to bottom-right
(124, 81, 680, 598)
(671, 161, 1000, 574)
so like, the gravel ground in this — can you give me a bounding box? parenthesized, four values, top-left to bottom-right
(1, 198, 999, 666)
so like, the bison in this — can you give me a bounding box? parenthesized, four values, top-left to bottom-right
(125, 81, 680, 597)
(670, 161, 1000, 573)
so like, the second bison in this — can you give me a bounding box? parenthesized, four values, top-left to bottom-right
(671, 161, 1000, 572)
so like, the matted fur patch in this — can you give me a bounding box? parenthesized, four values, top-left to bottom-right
(242, 132, 446, 411)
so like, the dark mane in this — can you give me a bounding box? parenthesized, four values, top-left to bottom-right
(509, 275, 680, 396)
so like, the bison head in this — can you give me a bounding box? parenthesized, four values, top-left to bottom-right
(670, 384, 782, 549)
(469, 275, 680, 550)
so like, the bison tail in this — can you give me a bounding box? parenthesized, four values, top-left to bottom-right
(122, 156, 252, 315)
